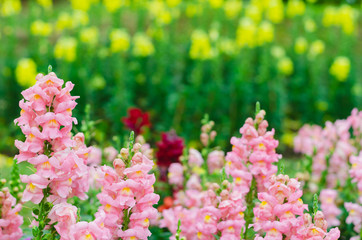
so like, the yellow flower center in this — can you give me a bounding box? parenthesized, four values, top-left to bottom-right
(204, 215, 211, 223)
(28, 183, 37, 193)
(48, 119, 58, 127)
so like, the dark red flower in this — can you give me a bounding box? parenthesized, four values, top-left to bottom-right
(156, 131, 184, 168)
(122, 107, 151, 135)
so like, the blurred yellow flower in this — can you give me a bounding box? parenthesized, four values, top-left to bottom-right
(304, 18, 316, 33)
(103, 0, 123, 13)
(190, 30, 214, 60)
(36, 0, 52, 9)
(294, 37, 308, 54)
(110, 29, 130, 53)
(54, 37, 77, 62)
(56, 12, 73, 31)
(236, 18, 257, 48)
(338, 5, 357, 34)
(271, 46, 285, 59)
(185, 3, 202, 18)
(266, 0, 284, 24)
(73, 10, 89, 27)
(15, 58, 37, 88)
(1, 0, 21, 16)
(31, 20, 52, 37)
(166, 0, 181, 8)
(209, 0, 223, 9)
(322, 6, 338, 27)
(245, 3, 262, 23)
(148, 1, 173, 25)
(330, 56, 351, 82)
(70, 0, 91, 11)
(218, 38, 237, 56)
(80, 27, 99, 46)
(277, 57, 293, 76)
(316, 100, 328, 112)
(286, 0, 305, 18)
(223, 0, 242, 19)
(308, 40, 325, 59)
(281, 132, 295, 148)
(132, 33, 155, 57)
(257, 21, 274, 46)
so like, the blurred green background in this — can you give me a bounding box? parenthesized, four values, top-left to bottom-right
(0, 0, 361, 157)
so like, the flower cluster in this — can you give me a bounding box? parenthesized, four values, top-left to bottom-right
(349, 152, 362, 203)
(320, 189, 341, 227)
(253, 174, 340, 239)
(95, 140, 160, 239)
(294, 109, 359, 190)
(226, 108, 280, 195)
(14, 72, 90, 204)
(160, 182, 246, 240)
(0, 187, 23, 240)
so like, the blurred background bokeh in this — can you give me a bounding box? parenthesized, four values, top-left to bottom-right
(0, 0, 361, 159)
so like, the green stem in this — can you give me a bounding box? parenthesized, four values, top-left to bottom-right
(243, 177, 256, 240)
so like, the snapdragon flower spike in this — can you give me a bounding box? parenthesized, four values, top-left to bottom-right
(0, 188, 23, 240)
(350, 152, 362, 203)
(14, 72, 91, 204)
(92, 142, 160, 240)
(225, 109, 280, 195)
(320, 189, 341, 227)
(253, 174, 340, 239)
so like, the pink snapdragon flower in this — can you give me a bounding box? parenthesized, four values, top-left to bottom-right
(93, 142, 160, 240)
(226, 109, 280, 194)
(350, 152, 362, 203)
(320, 189, 341, 227)
(253, 174, 340, 239)
(189, 148, 204, 167)
(168, 163, 184, 187)
(0, 188, 23, 240)
(345, 202, 362, 233)
(48, 202, 78, 237)
(207, 150, 225, 173)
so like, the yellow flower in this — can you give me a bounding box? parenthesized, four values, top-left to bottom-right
(236, 17, 257, 48)
(36, 0, 52, 9)
(218, 38, 237, 56)
(132, 33, 155, 57)
(189, 30, 214, 60)
(54, 37, 77, 62)
(271, 46, 285, 59)
(148, 1, 173, 25)
(266, 0, 284, 24)
(15, 58, 37, 88)
(322, 7, 338, 27)
(294, 37, 308, 54)
(70, 0, 91, 11)
(1, 0, 21, 16)
(277, 57, 293, 76)
(185, 3, 202, 18)
(80, 27, 98, 46)
(304, 18, 316, 33)
(31, 20, 52, 37)
(330, 56, 351, 82)
(209, 0, 223, 9)
(72, 10, 89, 27)
(110, 29, 130, 53)
(338, 5, 357, 35)
(223, 0, 242, 19)
(103, 0, 123, 13)
(281, 132, 295, 148)
(308, 40, 325, 59)
(189, 30, 213, 60)
(245, 3, 262, 23)
(56, 12, 73, 31)
(286, 0, 305, 18)
(166, 0, 181, 8)
(257, 21, 274, 46)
